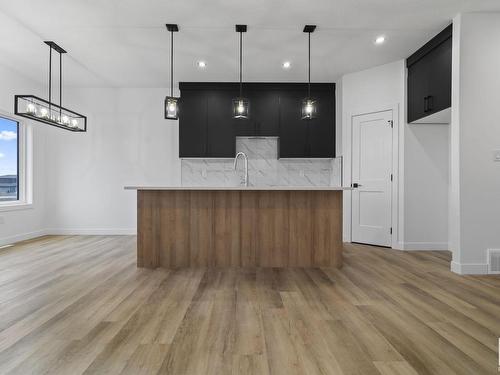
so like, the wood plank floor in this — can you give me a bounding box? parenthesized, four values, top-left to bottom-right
(0, 236, 499, 375)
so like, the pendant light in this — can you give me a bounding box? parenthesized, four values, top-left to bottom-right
(232, 24, 249, 119)
(301, 25, 317, 120)
(14, 41, 87, 132)
(165, 24, 180, 120)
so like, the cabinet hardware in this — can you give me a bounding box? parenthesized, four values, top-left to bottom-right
(427, 95, 434, 112)
(424, 96, 429, 112)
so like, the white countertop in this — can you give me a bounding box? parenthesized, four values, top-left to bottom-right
(125, 186, 351, 191)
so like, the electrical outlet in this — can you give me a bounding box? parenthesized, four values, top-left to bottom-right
(494, 150, 500, 162)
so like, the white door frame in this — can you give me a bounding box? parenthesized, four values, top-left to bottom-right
(342, 103, 403, 249)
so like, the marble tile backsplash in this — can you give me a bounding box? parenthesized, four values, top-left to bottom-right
(181, 137, 341, 187)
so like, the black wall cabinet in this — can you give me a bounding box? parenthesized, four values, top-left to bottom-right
(179, 82, 335, 158)
(407, 24, 452, 123)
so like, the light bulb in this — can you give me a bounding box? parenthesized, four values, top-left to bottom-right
(305, 103, 313, 114)
(237, 101, 245, 114)
(197, 61, 207, 69)
(71, 119, 78, 128)
(40, 108, 48, 118)
(282, 61, 291, 69)
(168, 103, 176, 112)
(61, 115, 69, 125)
(375, 36, 385, 45)
(27, 103, 37, 115)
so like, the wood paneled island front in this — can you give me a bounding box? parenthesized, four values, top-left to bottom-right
(125, 187, 348, 269)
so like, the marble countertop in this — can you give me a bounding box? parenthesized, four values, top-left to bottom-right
(124, 186, 351, 191)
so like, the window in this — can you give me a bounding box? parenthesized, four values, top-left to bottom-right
(0, 116, 19, 202)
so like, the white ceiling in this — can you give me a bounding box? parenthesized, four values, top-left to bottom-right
(0, 0, 499, 88)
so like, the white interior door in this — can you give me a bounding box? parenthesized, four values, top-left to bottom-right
(351, 110, 393, 247)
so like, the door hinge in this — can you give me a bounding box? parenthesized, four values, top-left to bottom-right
(390, 227, 393, 234)
(388, 120, 393, 128)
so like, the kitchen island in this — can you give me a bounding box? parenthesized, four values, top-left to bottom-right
(125, 186, 349, 269)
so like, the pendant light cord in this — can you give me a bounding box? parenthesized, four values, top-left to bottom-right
(308, 31, 311, 98)
(239, 31, 243, 98)
(48, 46, 52, 111)
(170, 30, 174, 97)
(59, 52, 62, 116)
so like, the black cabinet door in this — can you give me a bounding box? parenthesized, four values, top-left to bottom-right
(249, 90, 280, 136)
(407, 58, 430, 123)
(426, 38, 452, 116)
(407, 25, 452, 123)
(234, 89, 279, 136)
(179, 90, 207, 157)
(307, 93, 335, 158)
(206, 90, 236, 157)
(278, 91, 308, 158)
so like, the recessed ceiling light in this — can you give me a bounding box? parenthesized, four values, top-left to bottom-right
(197, 61, 207, 69)
(282, 61, 291, 69)
(375, 36, 385, 45)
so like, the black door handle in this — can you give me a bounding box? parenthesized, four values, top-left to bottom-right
(424, 96, 429, 112)
(427, 95, 434, 112)
(351, 183, 362, 188)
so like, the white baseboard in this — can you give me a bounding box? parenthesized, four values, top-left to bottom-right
(0, 229, 48, 247)
(45, 228, 136, 236)
(451, 261, 488, 275)
(400, 242, 449, 251)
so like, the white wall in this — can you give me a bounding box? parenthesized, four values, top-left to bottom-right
(341, 61, 405, 244)
(450, 12, 500, 274)
(43, 87, 181, 234)
(341, 60, 449, 250)
(0, 65, 48, 246)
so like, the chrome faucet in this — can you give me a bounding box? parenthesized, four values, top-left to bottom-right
(233, 152, 249, 187)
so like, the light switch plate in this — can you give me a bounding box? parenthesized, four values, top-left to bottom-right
(494, 150, 500, 162)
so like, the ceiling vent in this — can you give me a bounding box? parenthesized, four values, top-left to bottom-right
(487, 249, 500, 274)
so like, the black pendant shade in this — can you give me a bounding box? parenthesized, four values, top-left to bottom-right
(14, 42, 87, 132)
(232, 24, 249, 120)
(301, 25, 317, 120)
(165, 24, 180, 120)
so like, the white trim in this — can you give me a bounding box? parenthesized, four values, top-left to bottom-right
(45, 228, 136, 236)
(400, 242, 449, 251)
(0, 203, 33, 212)
(487, 249, 500, 275)
(451, 261, 488, 275)
(0, 229, 47, 247)
(0, 111, 33, 209)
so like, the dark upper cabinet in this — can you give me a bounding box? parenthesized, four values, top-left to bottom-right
(307, 93, 335, 158)
(278, 90, 308, 158)
(206, 90, 236, 157)
(179, 89, 207, 157)
(407, 24, 452, 123)
(278, 86, 335, 158)
(179, 82, 335, 158)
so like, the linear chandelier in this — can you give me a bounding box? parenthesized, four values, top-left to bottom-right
(14, 41, 87, 132)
